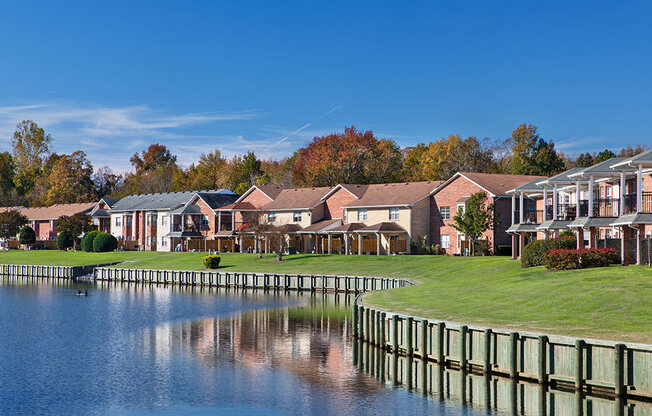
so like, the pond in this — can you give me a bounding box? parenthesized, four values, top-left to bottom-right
(0, 277, 646, 415)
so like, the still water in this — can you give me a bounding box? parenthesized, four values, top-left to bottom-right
(0, 277, 646, 415)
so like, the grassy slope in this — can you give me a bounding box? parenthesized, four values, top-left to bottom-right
(1, 250, 650, 343)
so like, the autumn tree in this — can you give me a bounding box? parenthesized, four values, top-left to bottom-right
(618, 145, 647, 158)
(11, 120, 53, 196)
(452, 192, 495, 256)
(510, 124, 564, 176)
(130, 143, 177, 174)
(36, 151, 96, 205)
(244, 211, 271, 258)
(0, 211, 27, 241)
(404, 135, 496, 181)
(291, 126, 403, 186)
(173, 150, 229, 191)
(0, 152, 15, 197)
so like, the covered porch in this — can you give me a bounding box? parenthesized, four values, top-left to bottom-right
(506, 223, 539, 259)
(353, 222, 410, 255)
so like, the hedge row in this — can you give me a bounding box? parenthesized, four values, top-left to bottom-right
(542, 248, 620, 270)
(521, 236, 576, 268)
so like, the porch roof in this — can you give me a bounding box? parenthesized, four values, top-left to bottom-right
(506, 223, 539, 233)
(170, 205, 203, 215)
(536, 167, 584, 186)
(568, 157, 627, 179)
(298, 219, 342, 233)
(568, 217, 615, 229)
(536, 220, 572, 231)
(89, 208, 110, 218)
(327, 223, 366, 233)
(165, 231, 202, 238)
(354, 222, 407, 233)
(611, 213, 652, 226)
(610, 150, 652, 169)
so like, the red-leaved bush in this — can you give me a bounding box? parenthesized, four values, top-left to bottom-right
(542, 248, 619, 270)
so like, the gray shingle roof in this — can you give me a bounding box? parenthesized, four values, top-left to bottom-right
(110, 190, 236, 212)
(568, 157, 626, 178)
(536, 167, 584, 185)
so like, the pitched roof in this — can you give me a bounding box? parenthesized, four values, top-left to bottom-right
(455, 173, 546, 196)
(327, 223, 366, 233)
(355, 222, 407, 232)
(21, 202, 96, 221)
(261, 187, 332, 210)
(193, 192, 239, 210)
(100, 197, 120, 207)
(536, 167, 584, 185)
(344, 181, 442, 208)
(299, 219, 342, 233)
(508, 177, 546, 194)
(610, 149, 652, 168)
(255, 185, 286, 200)
(110, 189, 235, 212)
(568, 157, 626, 178)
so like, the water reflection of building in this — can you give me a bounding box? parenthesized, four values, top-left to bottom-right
(144, 294, 389, 399)
(353, 340, 652, 416)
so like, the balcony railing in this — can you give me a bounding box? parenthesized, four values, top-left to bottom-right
(592, 198, 619, 217)
(624, 192, 652, 214)
(513, 210, 544, 224)
(545, 204, 577, 221)
(171, 223, 205, 233)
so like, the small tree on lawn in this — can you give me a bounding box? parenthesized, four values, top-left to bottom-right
(244, 211, 270, 259)
(267, 223, 290, 261)
(0, 211, 28, 243)
(55, 213, 95, 250)
(19, 225, 36, 246)
(452, 191, 495, 256)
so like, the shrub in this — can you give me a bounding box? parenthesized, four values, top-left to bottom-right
(543, 249, 581, 270)
(93, 232, 118, 252)
(521, 236, 576, 268)
(543, 248, 620, 270)
(559, 229, 575, 237)
(203, 254, 221, 269)
(81, 230, 100, 252)
(57, 231, 74, 251)
(474, 239, 492, 256)
(19, 225, 36, 245)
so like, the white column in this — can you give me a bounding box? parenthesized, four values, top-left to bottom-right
(181, 215, 185, 232)
(376, 232, 381, 256)
(328, 234, 332, 254)
(358, 235, 363, 255)
(619, 170, 625, 216)
(553, 184, 558, 220)
(588, 176, 594, 218)
(132, 212, 137, 240)
(636, 228, 641, 265)
(406, 234, 411, 254)
(511, 194, 516, 225)
(637, 164, 643, 213)
(543, 187, 548, 221)
(519, 192, 524, 223)
(231, 213, 235, 231)
(144, 214, 149, 251)
(218, 212, 222, 232)
(344, 234, 349, 255)
(575, 181, 581, 217)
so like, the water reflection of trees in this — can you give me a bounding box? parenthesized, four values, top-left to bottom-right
(146, 294, 388, 397)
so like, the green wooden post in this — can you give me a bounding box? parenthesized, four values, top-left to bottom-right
(614, 343, 625, 397)
(392, 315, 399, 353)
(365, 308, 370, 342)
(460, 326, 468, 371)
(538, 335, 548, 384)
(358, 306, 365, 340)
(575, 339, 584, 391)
(437, 322, 445, 364)
(484, 328, 492, 374)
(406, 317, 414, 356)
(510, 332, 519, 379)
(421, 319, 429, 360)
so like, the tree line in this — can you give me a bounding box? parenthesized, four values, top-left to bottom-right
(0, 120, 646, 207)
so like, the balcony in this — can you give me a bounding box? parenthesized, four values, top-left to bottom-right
(513, 210, 544, 224)
(623, 192, 652, 214)
(171, 223, 205, 233)
(545, 204, 577, 221)
(591, 198, 619, 217)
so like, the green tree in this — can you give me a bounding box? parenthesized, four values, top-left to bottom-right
(574, 152, 594, 167)
(11, 120, 53, 196)
(592, 149, 616, 163)
(55, 213, 95, 250)
(452, 191, 495, 256)
(510, 124, 564, 176)
(228, 151, 264, 193)
(0, 211, 27, 241)
(19, 225, 36, 246)
(56, 231, 74, 251)
(0, 152, 16, 196)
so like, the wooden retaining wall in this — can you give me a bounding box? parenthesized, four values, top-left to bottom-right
(0, 263, 91, 279)
(352, 303, 652, 402)
(94, 267, 413, 293)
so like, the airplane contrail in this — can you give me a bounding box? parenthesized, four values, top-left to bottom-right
(272, 105, 342, 146)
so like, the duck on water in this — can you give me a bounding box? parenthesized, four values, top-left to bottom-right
(76, 290, 88, 296)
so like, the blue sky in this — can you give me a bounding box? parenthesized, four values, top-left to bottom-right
(0, 1, 651, 172)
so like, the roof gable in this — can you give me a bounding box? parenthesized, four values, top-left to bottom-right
(344, 181, 442, 208)
(438, 172, 546, 197)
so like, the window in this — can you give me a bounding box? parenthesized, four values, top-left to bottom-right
(115, 216, 121, 227)
(441, 235, 450, 249)
(600, 229, 605, 239)
(293, 211, 302, 222)
(343, 210, 348, 223)
(389, 207, 399, 220)
(125, 216, 132, 226)
(606, 229, 612, 238)
(268, 211, 276, 222)
(440, 206, 450, 220)
(202, 215, 209, 226)
(358, 209, 367, 221)
(151, 216, 157, 227)
(162, 215, 168, 226)
(147, 216, 151, 226)
(457, 204, 465, 215)
(161, 237, 168, 247)
(564, 194, 570, 204)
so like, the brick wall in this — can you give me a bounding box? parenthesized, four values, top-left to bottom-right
(324, 187, 357, 220)
(234, 188, 272, 223)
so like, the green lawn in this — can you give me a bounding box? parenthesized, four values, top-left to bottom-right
(1, 250, 650, 343)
